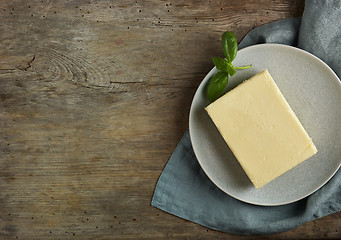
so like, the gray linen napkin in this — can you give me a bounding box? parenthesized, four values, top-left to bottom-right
(151, 0, 341, 235)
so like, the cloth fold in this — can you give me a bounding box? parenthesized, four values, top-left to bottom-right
(152, 0, 341, 235)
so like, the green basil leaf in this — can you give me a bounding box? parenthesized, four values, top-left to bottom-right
(211, 57, 227, 71)
(207, 71, 229, 102)
(222, 31, 238, 62)
(226, 62, 236, 76)
(212, 57, 236, 76)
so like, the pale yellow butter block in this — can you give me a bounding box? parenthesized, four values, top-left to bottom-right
(205, 70, 317, 188)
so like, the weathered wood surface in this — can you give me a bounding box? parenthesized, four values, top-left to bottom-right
(0, 0, 340, 239)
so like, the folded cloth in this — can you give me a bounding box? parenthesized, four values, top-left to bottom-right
(151, 0, 341, 235)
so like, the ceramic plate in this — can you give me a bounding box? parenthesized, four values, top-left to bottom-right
(189, 44, 341, 206)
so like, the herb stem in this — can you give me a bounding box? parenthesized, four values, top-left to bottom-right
(233, 64, 253, 70)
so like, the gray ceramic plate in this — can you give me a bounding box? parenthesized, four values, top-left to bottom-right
(189, 44, 341, 206)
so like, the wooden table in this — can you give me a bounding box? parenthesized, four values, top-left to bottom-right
(1, 0, 340, 239)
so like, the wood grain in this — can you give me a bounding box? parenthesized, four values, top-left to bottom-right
(0, 0, 340, 239)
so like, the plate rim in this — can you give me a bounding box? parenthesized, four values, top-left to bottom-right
(189, 43, 341, 206)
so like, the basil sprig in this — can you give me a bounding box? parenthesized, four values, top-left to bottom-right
(207, 31, 252, 102)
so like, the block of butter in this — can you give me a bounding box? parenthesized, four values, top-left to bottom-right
(205, 70, 317, 188)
